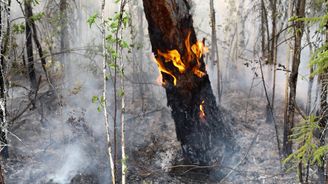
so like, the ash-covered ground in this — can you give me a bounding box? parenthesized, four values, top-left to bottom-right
(2, 71, 298, 183)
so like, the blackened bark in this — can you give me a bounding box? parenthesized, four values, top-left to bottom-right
(24, 0, 37, 91)
(30, 13, 51, 86)
(283, 0, 306, 156)
(142, 0, 234, 165)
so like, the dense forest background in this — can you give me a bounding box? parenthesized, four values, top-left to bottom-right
(0, 0, 328, 183)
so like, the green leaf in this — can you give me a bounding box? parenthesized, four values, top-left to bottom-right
(97, 106, 102, 112)
(87, 13, 98, 28)
(100, 95, 105, 104)
(31, 12, 45, 21)
(92, 96, 99, 103)
(118, 88, 125, 97)
(13, 23, 25, 34)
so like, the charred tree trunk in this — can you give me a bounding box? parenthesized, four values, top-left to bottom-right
(26, 4, 52, 89)
(24, 0, 37, 91)
(283, 0, 306, 156)
(143, 0, 235, 165)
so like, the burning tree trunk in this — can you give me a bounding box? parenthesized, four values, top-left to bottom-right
(143, 0, 234, 165)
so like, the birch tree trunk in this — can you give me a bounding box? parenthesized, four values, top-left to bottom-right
(100, 0, 116, 183)
(0, 0, 10, 160)
(120, 63, 126, 184)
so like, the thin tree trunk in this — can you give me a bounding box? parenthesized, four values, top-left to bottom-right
(260, 0, 266, 57)
(260, 0, 270, 63)
(101, 0, 116, 183)
(210, 0, 221, 103)
(318, 22, 328, 184)
(29, 7, 52, 89)
(0, 164, 5, 184)
(267, 0, 278, 123)
(0, 0, 10, 160)
(283, 0, 293, 157)
(305, 27, 314, 115)
(137, 6, 145, 111)
(120, 63, 126, 184)
(283, 0, 306, 156)
(143, 0, 235, 165)
(60, 0, 71, 85)
(24, 0, 37, 91)
(128, 1, 137, 103)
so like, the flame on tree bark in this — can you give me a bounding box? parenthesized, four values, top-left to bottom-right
(142, 0, 234, 165)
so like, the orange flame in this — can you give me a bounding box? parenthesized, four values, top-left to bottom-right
(152, 55, 177, 86)
(158, 50, 186, 73)
(153, 31, 208, 86)
(199, 100, 206, 121)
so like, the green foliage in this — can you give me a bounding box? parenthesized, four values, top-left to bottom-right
(283, 115, 328, 171)
(309, 44, 328, 76)
(30, 12, 45, 21)
(89, 2, 130, 112)
(292, 13, 328, 32)
(92, 96, 98, 103)
(118, 88, 125, 97)
(12, 23, 25, 34)
(87, 13, 98, 28)
(293, 10, 328, 76)
(91, 95, 105, 112)
(33, 0, 40, 5)
(313, 145, 328, 166)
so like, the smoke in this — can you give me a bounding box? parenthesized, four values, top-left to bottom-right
(5, 0, 319, 183)
(49, 145, 88, 184)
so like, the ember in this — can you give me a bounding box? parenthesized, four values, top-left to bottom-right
(199, 100, 206, 121)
